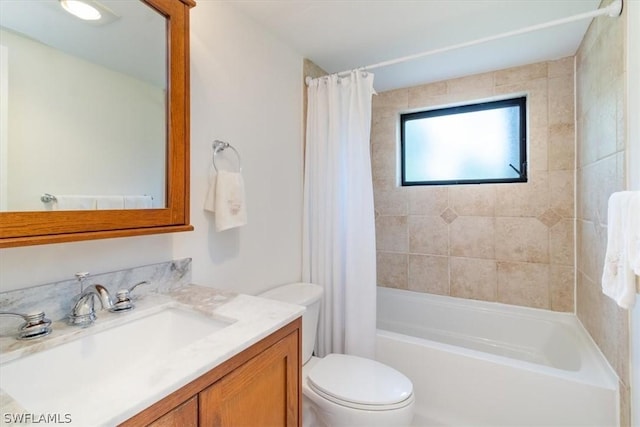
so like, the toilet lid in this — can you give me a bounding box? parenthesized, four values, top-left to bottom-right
(307, 354, 413, 408)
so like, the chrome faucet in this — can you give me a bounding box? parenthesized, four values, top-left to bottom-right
(111, 281, 149, 312)
(0, 311, 52, 340)
(68, 284, 114, 327)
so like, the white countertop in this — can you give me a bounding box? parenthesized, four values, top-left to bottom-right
(0, 284, 304, 426)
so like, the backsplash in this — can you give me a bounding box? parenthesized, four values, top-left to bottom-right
(0, 258, 191, 335)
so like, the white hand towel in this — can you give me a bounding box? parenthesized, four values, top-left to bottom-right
(95, 196, 125, 210)
(53, 196, 96, 210)
(602, 191, 640, 309)
(124, 195, 153, 209)
(213, 170, 247, 231)
(629, 193, 640, 276)
(204, 172, 217, 213)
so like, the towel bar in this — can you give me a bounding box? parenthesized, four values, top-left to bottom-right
(41, 193, 57, 203)
(212, 140, 242, 172)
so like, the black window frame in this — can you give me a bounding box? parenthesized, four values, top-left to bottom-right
(400, 96, 528, 186)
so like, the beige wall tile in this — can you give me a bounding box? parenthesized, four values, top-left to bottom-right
(373, 88, 408, 109)
(578, 105, 600, 167)
(407, 81, 447, 107)
(594, 155, 624, 223)
(371, 136, 398, 181)
(548, 74, 574, 126)
(619, 381, 631, 427)
(409, 216, 448, 256)
(577, 163, 598, 222)
(578, 219, 607, 283)
(377, 252, 407, 289)
(549, 170, 574, 218)
(374, 177, 407, 216)
(576, 272, 603, 341)
(497, 261, 550, 309)
(600, 297, 630, 383)
(529, 121, 549, 173)
(495, 217, 549, 263)
(408, 255, 449, 295)
(495, 62, 548, 87)
(615, 79, 625, 153)
(549, 264, 574, 312)
(549, 219, 574, 266)
(575, 3, 629, 414)
(371, 59, 575, 313)
(495, 173, 549, 217)
(548, 123, 575, 171)
(450, 216, 495, 259)
(446, 72, 494, 95)
(594, 86, 619, 161)
(450, 257, 497, 301)
(375, 216, 408, 252)
(408, 186, 448, 216)
(449, 185, 495, 216)
(371, 107, 398, 141)
(548, 57, 574, 78)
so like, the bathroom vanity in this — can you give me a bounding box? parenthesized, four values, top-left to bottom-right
(0, 270, 304, 427)
(122, 318, 300, 426)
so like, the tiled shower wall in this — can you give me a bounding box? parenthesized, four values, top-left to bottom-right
(575, 0, 630, 423)
(372, 58, 575, 312)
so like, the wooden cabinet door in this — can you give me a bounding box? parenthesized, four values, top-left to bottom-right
(199, 331, 299, 427)
(146, 396, 197, 427)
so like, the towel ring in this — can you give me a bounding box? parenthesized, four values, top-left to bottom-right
(41, 193, 57, 203)
(212, 140, 242, 172)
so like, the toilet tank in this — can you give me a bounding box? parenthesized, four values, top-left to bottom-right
(260, 283, 323, 363)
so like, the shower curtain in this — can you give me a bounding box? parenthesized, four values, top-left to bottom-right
(302, 70, 377, 359)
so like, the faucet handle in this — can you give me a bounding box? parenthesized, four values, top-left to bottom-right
(75, 271, 90, 292)
(0, 311, 52, 340)
(111, 281, 149, 312)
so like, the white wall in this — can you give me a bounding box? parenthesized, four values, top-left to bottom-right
(174, 0, 304, 294)
(0, 1, 304, 296)
(628, 0, 640, 424)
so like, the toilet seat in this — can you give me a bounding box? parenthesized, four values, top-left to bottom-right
(307, 354, 413, 411)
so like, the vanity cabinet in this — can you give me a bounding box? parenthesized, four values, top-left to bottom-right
(120, 318, 301, 427)
(147, 397, 197, 427)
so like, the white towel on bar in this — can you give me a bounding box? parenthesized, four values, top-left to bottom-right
(95, 196, 125, 210)
(124, 195, 153, 209)
(53, 196, 96, 210)
(602, 191, 640, 309)
(204, 170, 247, 231)
(204, 172, 217, 213)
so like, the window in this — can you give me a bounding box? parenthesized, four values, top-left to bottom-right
(400, 97, 527, 186)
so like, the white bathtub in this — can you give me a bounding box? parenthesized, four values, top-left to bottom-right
(375, 287, 619, 426)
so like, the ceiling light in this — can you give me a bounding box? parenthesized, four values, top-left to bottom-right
(59, 0, 102, 21)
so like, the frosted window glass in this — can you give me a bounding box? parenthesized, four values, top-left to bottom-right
(401, 97, 526, 186)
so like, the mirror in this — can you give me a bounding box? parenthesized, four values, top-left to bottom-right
(0, 0, 195, 247)
(0, 0, 166, 211)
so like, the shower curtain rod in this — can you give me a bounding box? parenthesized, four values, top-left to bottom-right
(308, 0, 623, 82)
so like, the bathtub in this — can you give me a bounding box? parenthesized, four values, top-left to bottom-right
(375, 287, 619, 426)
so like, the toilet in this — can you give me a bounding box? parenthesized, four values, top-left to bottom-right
(260, 283, 415, 427)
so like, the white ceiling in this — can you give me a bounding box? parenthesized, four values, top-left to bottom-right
(229, 0, 603, 92)
(0, 0, 606, 92)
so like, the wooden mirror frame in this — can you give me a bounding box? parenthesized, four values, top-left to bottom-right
(0, 0, 195, 248)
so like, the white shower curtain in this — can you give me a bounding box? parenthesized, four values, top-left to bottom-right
(302, 70, 377, 359)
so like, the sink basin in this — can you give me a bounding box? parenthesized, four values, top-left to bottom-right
(0, 306, 231, 416)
